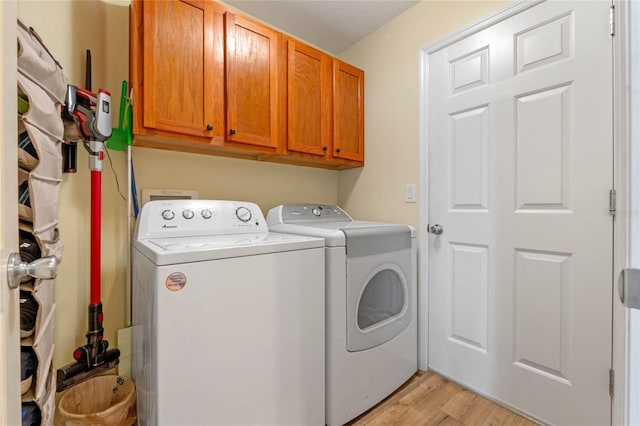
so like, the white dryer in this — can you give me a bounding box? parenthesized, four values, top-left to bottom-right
(267, 204, 417, 426)
(132, 200, 325, 425)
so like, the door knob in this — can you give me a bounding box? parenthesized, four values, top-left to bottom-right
(618, 268, 640, 309)
(429, 224, 444, 235)
(7, 253, 57, 290)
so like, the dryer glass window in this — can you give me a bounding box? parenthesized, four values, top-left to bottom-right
(358, 269, 405, 330)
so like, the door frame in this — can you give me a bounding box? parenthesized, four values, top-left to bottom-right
(1, 1, 21, 425)
(612, 1, 640, 424)
(417, 0, 633, 423)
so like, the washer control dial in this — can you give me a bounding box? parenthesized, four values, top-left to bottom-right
(161, 209, 175, 220)
(235, 207, 252, 222)
(201, 209, 213, 219)
(182, 209, 194, 220)
(312, 207, 322, 217)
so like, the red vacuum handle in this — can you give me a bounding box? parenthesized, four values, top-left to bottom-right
(90, 169, 101, 305)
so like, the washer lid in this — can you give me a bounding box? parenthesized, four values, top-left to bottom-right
(134, 232, 324, 265)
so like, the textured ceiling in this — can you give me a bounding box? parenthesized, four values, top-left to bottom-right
(224, 0, 420, 54)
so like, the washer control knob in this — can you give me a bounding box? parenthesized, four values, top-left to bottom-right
(182, 209, 195, 219)
(201, 209, 213, 219)
(236, 207, 252, 222)
(312, 207, 322, 217)
(161, 209, 175, 220)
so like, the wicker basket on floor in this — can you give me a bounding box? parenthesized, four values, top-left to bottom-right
(58, 375, 136, 426)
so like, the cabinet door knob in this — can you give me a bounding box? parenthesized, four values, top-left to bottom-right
(335, 148, 341, 153)
(229, 128, 236, 135)
(206, 124, 213, 131)
(322, 146, 327, 152)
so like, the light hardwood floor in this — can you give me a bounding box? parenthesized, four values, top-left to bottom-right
(347, 371, 538, 426)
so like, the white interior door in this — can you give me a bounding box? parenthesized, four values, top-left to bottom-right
(428, 1, 613, 424)
(0, 2, 21, 425)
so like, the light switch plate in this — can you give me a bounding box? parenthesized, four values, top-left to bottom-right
(405, 184, 416, 203)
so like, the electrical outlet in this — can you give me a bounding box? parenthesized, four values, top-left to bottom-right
(405, 184, 416, 203)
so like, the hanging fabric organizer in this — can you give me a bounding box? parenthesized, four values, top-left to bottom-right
(17, 19, 68, 425)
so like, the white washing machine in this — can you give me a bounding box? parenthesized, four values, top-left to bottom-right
(132, 200, 325, 425)
(267, 204, 417, 426)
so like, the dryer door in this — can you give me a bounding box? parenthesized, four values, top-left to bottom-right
(344, 227, 413, 352)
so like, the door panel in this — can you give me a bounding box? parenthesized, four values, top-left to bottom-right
(514, 249, 571, 382)
(515, 85, 570, 211)
(142, 0, 220, 138)
(428, 2, 612, 425)
(333, 60, 364, 161)
(225, 12, 280, 149)
(286, 38, 332, 157)
(449, 106, 489, 210)
(450, 243, 488, 353)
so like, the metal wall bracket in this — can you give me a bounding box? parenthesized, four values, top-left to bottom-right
(618, 268, 640, 309)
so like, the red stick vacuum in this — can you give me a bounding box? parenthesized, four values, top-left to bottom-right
(56, 51, 120, 392)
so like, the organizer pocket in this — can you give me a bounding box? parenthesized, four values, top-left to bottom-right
(17, 19, 67, 104)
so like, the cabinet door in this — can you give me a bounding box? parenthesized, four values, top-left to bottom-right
(140, 0, 223, 139)
(286, 38, 332, 157)
(225, 12, 280, 149)
(333, 60, 364, 162)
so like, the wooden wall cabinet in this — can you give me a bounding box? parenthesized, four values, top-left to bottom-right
(132, 0, 278, 158)
(131, 0, 364, 169)
(276, 38, 364, 168)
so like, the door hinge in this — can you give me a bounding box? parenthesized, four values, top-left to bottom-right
(609, 5, 615, 36)
(609, 368, 615, 397)
(609, 189, 616, 216)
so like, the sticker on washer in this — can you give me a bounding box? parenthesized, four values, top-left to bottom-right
(165, 272, 187, 291)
